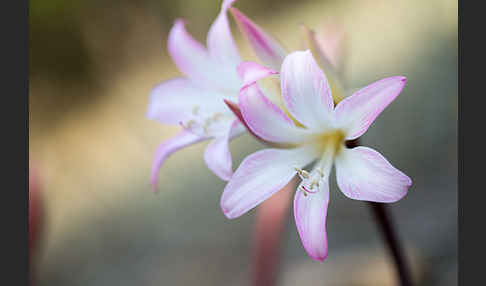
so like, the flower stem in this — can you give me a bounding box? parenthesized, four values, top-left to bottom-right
(347, 138, 413, 285)
(252, 179, 294, 286)
(368, 202, 413, 286)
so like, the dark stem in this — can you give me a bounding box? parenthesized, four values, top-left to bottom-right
(347, 138, 412, 286)
(369, 202, 413, 286)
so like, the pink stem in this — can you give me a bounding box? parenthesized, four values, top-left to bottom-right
(251, 179, 295, 286)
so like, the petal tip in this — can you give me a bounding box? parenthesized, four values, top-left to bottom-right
(150, 177, 160, 193)
(309, 253, 328, 262)
(229, 6, 244, 22)
(220, 202, 236, 219)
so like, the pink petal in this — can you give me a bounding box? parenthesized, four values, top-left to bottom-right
(237, 61, 278, 89)
(230, 7, 287, 70)
(334, 76, 407, 140)
(146, 78, 224, 125)
(204, 120, 244, 181)
(280, 50, 334, 131)
(334, 146, 412, 203)
(168, 20, 214, 88)
(221, 146, 318, 219)
(294, 177, 329, 261)
(151, 131, 207, 192)
(206, 0, 241, 88)
(239, 82, 314, 144)
(316, 21, 346, 71)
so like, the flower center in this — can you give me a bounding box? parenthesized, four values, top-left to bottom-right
(180, 105, 233, 137)
(313, 129, 346, 156)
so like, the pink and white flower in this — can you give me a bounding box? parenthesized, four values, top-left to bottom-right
(147, 0, 246, 189)
(220, 50, 412, 261)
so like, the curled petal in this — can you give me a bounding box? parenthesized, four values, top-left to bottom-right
(281, 50, 334, 131)
(221, 146, 318, 219)
(204, 120, 244, 181)
(237, 61, 278, 89)
(294, 177, 329, 261)
(151, 131, 207, 192)
(335, 146, 412, 203)
(230, 7, 287, 70)
(224, 99, 269, 144)
(239, 82, 314, 144)
(334, 76, 407, 140)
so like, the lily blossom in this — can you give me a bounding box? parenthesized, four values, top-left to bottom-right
(220, 50, 412, 261)
(147, 0, 246, 189)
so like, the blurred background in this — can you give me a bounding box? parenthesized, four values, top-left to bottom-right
(29, 0, 457, 285)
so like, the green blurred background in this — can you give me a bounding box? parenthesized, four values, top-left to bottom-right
(29, 0, 457, 285)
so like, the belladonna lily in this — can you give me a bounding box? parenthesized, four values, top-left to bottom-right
(146, 0, 246, 189)
(220, 50, 412, 261)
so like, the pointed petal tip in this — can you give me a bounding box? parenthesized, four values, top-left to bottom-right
(222, 0, 237, 10)
(171, 18, 187, 31)
(229, 6, 244, 21)
(220, 202, 237, 219)
(150, 177, 160, 193)
(310, 253, 328, 262)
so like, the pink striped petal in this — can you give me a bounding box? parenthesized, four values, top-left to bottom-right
(294, 177, 329, 261)
(151, 131, 207, 192)
(281, 50, 334, 131)
(239, 82, 314, 144)
(237, 61, 278, 89)
(334, 76, 407, 140)
(206, 0, 241, 88)
(230, 7, 287, 70)
(221, 146, 318, 219)
(204, 120, 244, 181)
(147, 78, 226, 125)
(335, 146, 412, 203)
(168, 20, 214, 87)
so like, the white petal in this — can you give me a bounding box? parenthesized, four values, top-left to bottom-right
(221, 145, 318, 219)
(168, 20, 215, 88)
(334, 76, 407, 140)
(237, 61, 278, 89)
(206, 0, 241, 89)
(294, 176, 329, 261)
(239, 82, 314, 144)
(280, 50, 334, 131)
(204, 120, 244, 181)
(335, 146, 412, 203)
(146, 78, 226, 125)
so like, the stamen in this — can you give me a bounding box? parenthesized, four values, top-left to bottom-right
(296, 167, 326, 197)
(192, 105, 200, 115)
(181, 109, 232, 137)
(294, 167, 310, 179)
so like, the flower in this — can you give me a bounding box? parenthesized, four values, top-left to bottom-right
(147, 0, 246, 189)
(220, 50, 412, 261)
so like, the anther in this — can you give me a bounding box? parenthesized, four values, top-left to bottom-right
(192, 105, 200, 115)
(294, 167, 310, 179)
